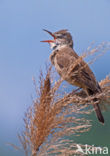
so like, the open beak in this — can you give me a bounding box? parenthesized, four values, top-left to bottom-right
(40, 29, 56, 43)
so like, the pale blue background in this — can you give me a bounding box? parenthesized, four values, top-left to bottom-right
(0, 0, 110, 155)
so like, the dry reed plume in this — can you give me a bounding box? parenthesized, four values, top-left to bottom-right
(18, 42, 110, 156)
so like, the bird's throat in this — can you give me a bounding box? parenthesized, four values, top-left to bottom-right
(52, 44, 67, 51)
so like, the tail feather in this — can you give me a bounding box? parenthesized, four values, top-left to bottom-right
(93, 102, 104, 124)
(87, 86, 104, 124)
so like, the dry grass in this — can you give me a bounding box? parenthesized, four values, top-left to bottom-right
(19, 66, 92, 156)
(17, 42, 110, 156)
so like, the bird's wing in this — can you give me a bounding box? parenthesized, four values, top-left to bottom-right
(55, 46, 98, 91)
(55, 47, 78, 68)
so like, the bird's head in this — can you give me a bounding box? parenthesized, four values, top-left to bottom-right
(41, 29, 73, 50)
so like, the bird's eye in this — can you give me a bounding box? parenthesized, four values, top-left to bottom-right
(56, 35, 63, 39)
(56, 34, 66, 39)
(57, 36, 61, 39)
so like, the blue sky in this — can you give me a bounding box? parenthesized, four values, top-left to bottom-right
(0, 0, 110, 155)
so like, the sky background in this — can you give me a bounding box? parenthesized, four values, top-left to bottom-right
(0, 0, 110, 156)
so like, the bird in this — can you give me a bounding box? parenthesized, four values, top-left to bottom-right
(41, 29, 104, 124)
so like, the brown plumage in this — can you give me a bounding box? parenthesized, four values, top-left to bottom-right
(41, 29, 104, 124)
